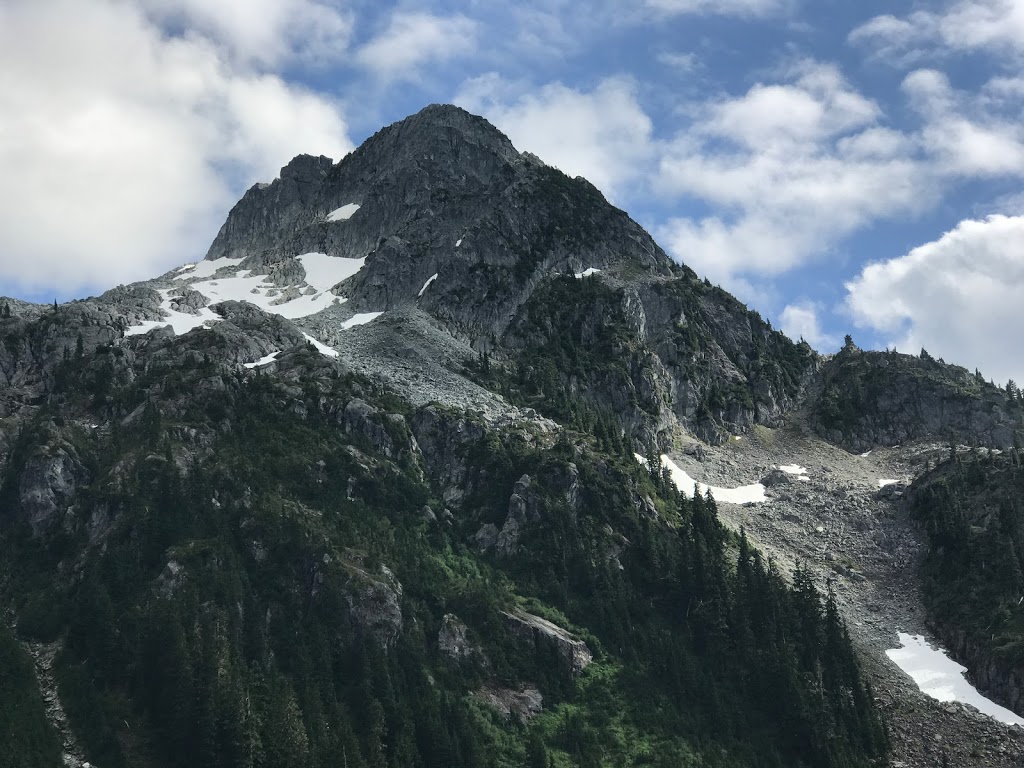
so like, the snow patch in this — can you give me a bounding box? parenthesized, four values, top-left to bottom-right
(296, 252, 363, 294)
(244, 352, 279, 369)
(455, 238, 462, 247)
(636, 454, 767, 505)
(173, 256, 243, 281)
(131, 253, 378, 344)
(124, 289, 220, 337)
(859, 450, 872, 457)
(778, 464, 807, 476)
(886, 633, 1024, 726)
(418, 273, 438, 297)
(340, 312, 383, 330)
(177, 253, 362, 320)
(302, 333, 338, 358)
(574, 267, 602, 279)
(878, 479, 898, 488)
(326, 203, 360, 221)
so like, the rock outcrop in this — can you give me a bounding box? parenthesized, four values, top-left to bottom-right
(437, 613, 489, 668)
(474, 685, 543, 722)
(345, 563, 403, 647)
(17, 442, 91, 537)
(501, 609, 592, 675)
(811, 347, 1024, 451)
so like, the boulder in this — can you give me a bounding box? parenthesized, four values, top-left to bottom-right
(761, 468, 798, 487)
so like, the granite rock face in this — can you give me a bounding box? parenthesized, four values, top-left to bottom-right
(186, 104, 817, 447)
(345, 563, 404, 647)
(474, 685, 543, 722)
(501, 609, 593, 675)
(17, 442, 91, 536)
(811, 346, 1024, 452)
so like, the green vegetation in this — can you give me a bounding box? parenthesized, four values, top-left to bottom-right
(0, 625, 62, 768)
(477, 275, 661, 433)
(911, 449, 1024, 665)
(0, 338, 887, 768)
(473, 273, 814, 444)
(816, 346, 1018, 440)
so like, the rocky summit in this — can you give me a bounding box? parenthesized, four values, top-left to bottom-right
(2, 104, 1024, 768)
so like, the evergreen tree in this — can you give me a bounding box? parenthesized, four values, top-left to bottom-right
(526, 732, 548, 768)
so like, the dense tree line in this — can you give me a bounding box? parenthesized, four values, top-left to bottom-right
(0, 625, 61, 768)
(911, 449, 1024, 667)
(1, 342, 887, 767)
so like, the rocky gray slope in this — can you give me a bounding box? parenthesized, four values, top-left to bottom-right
(191, 104, 818, 446)
(3, 102, 1024, 766)
(2, 105, 817, 452)
(668, 424, 1024, 767)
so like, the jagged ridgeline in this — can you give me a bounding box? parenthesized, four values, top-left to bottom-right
(197, 103, 815, 448)
(1, 105, 883, 767)
(812, 340, 1024, 452)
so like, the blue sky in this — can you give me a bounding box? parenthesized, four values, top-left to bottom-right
(2, 0, 1024, 384)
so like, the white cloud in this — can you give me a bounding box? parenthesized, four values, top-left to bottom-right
(355, 12, 478, 83)
(902, 69, 1024, 177)
(657, 51, 701, 72)
(656, 62, 928, 288)
(780, 302, 837, 351)
(845, 214, 1024, 385)
(455, 75, 655, 201)
(646, 0, 790, 18)
(0, 0, 351, 297)
(139, 0, 353, 68)
(851, 1, 1024, 65)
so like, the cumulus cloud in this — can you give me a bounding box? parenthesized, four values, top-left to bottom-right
(845, 214, 1024, 385)
(902, 69, 1024, 177)
(139, 0, 353, 68)
(455, 75, 655, 201)
(851, 1, 1024, 65)
(780, 302, 838, 351)
(355, 12, 478, 83)
(0, 0, 351, 297)
(656, 62, 929, 288)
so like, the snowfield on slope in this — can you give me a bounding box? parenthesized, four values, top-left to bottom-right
(127, 253, 381, 342)
(887, 633, 1024, 726)
(636, 454, 767, 504)
(244, 352, 279, 369)
(326, 203, 360, 221)
(124, 289, 220, 336)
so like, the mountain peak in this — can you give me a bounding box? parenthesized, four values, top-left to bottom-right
(279, 153, 333, 182)
(354, 102, 520, 166)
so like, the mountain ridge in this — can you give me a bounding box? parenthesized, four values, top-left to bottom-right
(2, 103, 1024, 768)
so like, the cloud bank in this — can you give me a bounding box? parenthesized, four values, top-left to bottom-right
(845, 215, 1024, 385)
(0, 0, 351, 297)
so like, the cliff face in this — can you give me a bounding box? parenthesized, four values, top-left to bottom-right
(907, 453, 1024, 720)
(190, 104, 818, 447)
(0, 105, 819, 455)
(810, 345, 1024, 452)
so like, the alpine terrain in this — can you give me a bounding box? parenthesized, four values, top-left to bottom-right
(2, 104, 1023, 767)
